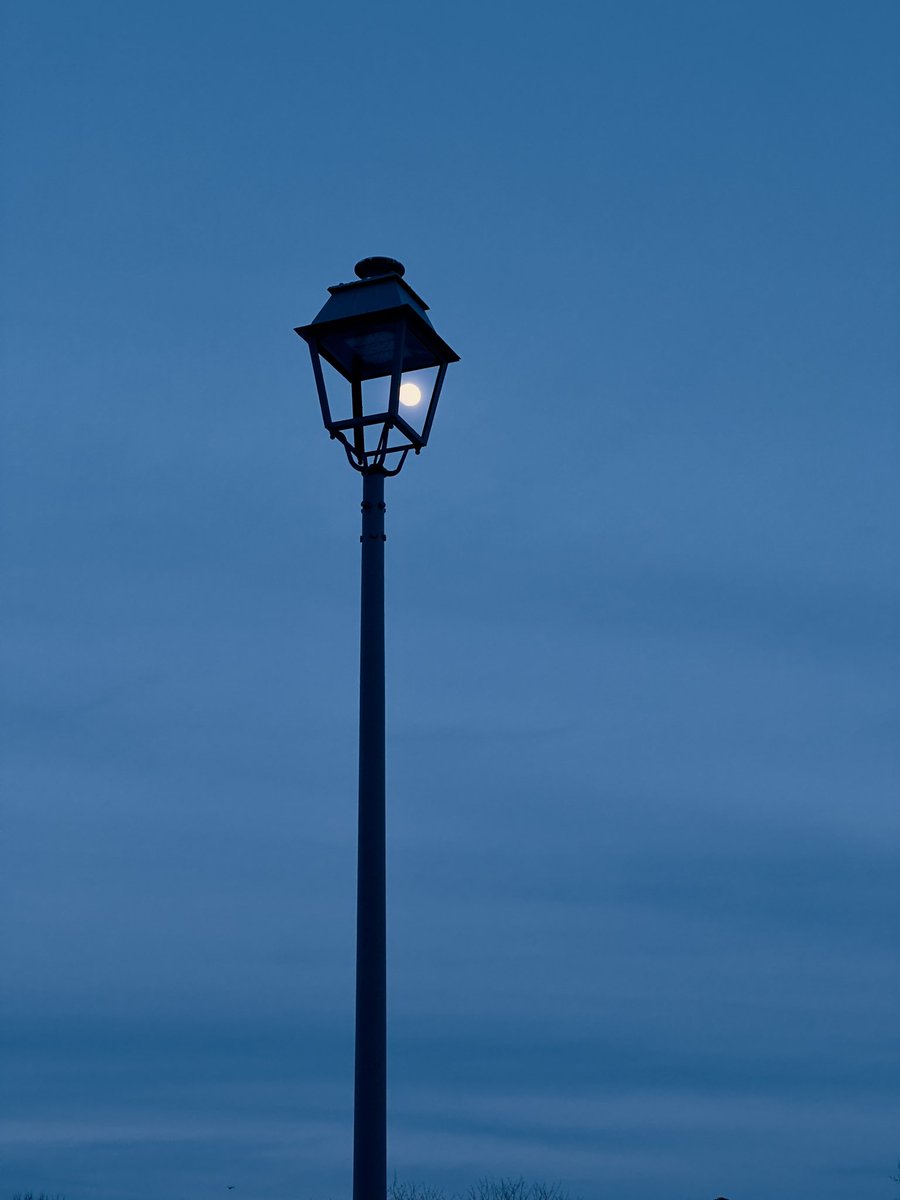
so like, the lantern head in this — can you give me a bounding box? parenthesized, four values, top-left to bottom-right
(295, 257, 459, 474)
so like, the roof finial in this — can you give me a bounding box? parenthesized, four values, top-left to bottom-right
(354, 256, 405, 280)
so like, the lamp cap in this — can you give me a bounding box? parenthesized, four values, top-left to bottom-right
(355, 256, 405, 279)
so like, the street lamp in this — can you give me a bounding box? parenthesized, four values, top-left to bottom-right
(295, 257, 459, 1200)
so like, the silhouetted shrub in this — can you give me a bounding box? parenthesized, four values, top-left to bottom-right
(468, 1181, 572, 1200)
(388, 1178, 577, 1200)
(390, 1181, 446, 1200)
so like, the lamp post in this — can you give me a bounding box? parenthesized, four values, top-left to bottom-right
(295, 257, 459, 1200)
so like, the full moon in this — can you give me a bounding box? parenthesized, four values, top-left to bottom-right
(398, 382, 422, 408)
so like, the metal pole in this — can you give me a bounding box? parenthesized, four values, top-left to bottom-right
(353, 468, 387, 1200)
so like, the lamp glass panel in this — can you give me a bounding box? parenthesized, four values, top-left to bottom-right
(318, 354, 353, 424)
(360, 374, 391, 419)
(395, 365, 438, 438)
(362, 365, 437, 436)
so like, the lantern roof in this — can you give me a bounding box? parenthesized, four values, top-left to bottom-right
(294, 257, 459, 382)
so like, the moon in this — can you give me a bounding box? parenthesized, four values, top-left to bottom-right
(399, 381, 422, 408)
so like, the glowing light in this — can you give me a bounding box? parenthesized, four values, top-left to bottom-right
(399, 382, 422, 408)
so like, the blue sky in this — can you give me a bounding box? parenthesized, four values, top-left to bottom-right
(1, 2, 898, 1198)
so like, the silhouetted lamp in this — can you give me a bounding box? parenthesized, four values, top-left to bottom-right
(295, 255, 459, 475)
(295, 257, 458, 1200)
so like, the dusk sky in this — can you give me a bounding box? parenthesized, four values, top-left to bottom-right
(2, 3, 898, 1199)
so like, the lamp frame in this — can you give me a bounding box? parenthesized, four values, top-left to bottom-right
(297, 271, 456, 475)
